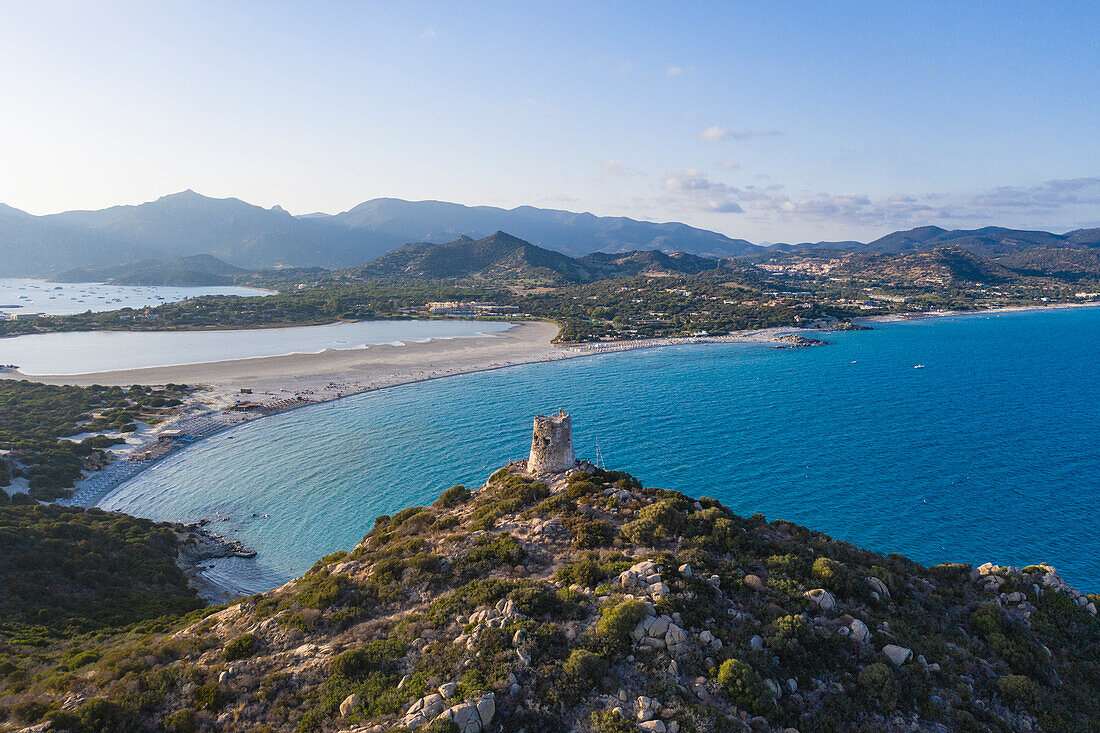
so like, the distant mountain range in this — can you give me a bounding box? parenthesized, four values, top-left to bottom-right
(772, 224, 1100, 256)
(1, 190, 1097, 279)
(0, 191, 757, 277)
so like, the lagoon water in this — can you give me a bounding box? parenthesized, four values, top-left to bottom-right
(102, 307, 1100, 594)
(0, 278, 266, 316)
(0, 320, 514, 375)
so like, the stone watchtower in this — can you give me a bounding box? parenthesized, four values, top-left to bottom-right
(527, 408, 576, 475)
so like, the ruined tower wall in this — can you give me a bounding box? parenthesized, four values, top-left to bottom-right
(527, 409, 576, 474)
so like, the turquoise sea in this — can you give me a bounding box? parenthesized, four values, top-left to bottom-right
(102, 306, 1100, 594)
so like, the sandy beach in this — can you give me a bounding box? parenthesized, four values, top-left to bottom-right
(17, 319, 814, 400)
(21, 320, 561, 393)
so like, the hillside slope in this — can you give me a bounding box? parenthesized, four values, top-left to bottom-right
(3, 454, 1097, 733)
(54, 254, 250, 286)
(351, 232, 601, 283)
(350, 234, 728, 284)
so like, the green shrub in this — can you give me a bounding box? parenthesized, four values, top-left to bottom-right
(927, 562, 972, 584)
(331, 639, 407, 678)
(452, 534, 526, 578)
(223, 633, 257, 661)
(192, 683, 222, 711)
(640, 500, 685, 534)
(436, 485, 471, 508)
(12, 700, 51, 724)
(997, 674, 1038, 705)
(0, 504, 204, 639)
(557, 557, 603, 587)
(811, 557, 849, 589)
(495, 475, 550, 507)
(587, 710, 634, 733)
(566, 479, 601, 499)
(296, 571, 348, 609)
(390, 506, 425, 526)
(858, 662, 897, 710)
(572, 519, 614, 549)
(562, 648, 607, 685)
(620, 500, 686, 545)
(596, 600, 649, 639)
(534, 493, 577, 516)
(163, 709, 197, 733)
(509, 583, 565, 617)
(433, 515, 461, 531)
(716, 658, 772, 714)
(66, 651, 100, 670)
(770, 614, 812, 655)
(47, 697, 135, 733)
(620, 518, 656, 546)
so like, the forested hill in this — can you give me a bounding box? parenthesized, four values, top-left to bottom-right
(350, 232, 601, 283)
(2, 458, 1097, 732)
(347, 232, 732, 283)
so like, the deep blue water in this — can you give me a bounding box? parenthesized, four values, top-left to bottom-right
(102, 307, 1100, 593)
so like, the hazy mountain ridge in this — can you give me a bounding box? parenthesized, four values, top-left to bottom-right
(2, 191, 1098, 279)
(771, 225, 1100, 257)
(0, 192, 761, 277)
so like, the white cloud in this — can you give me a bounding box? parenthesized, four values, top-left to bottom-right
(699, 125, 781, 142)
(658, 170, 1100, 230)
(755, 178, 1100, 227)
(699, 126, 729, 142)
(662, 169, 744, 213)
(665, 65, 697, 77)
(970, 177, 1100, 210)
(716, 159, 740, 171)
(420, 26, 437, 41)
(660, 169, 946, 222)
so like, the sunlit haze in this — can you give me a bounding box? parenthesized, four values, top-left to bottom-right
(3, 1, 1099, 242)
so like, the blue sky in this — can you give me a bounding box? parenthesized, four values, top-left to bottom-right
(2, 1, 1098, 241)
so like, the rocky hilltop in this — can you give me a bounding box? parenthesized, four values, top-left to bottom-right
(4, 460, 1099, 732)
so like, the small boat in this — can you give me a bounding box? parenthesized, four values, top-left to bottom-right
(913, 364, 925, 369)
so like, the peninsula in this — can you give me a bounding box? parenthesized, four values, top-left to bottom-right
(0, 413, 1096, 732)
